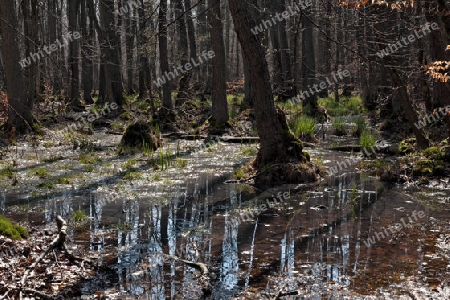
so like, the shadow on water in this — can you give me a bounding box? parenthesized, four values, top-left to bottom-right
(2, 164, 450, 298)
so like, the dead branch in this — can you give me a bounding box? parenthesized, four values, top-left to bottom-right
(18, 215, 92, 300)
(159, 253, 209, 275)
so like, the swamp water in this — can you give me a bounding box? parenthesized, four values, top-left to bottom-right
(2, 144, 450, 299)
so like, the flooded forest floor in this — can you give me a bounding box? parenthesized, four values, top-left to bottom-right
(1, 100, 450, 299)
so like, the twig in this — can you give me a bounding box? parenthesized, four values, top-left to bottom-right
(19, 215, 67, 300)
(20, 288, 53, 300)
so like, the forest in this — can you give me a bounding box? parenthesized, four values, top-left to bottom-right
(0, 0, 450, 299)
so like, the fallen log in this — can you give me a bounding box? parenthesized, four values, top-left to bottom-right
(219, 136, 259, 143)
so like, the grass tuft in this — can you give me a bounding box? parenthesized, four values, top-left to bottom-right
(290, 115, 316, 138)
(360, 130, 376, 153)
(73, 210, 87, 222)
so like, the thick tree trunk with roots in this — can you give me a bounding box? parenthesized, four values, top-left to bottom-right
(228, 0, 307, 168)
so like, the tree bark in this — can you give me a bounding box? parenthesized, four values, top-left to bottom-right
(137, 3, 151, 100)
(175, 0, 190, 104)
(126, 6, 136, 94)
(0, 0, 33, 131)
(228, 0, 305, 167)
(301, 4, 317, 114)
(185, 0, 197, 80)
(158, 0, 173, 109)
(389, 69, 429, 149)
(209, 0, 229, 127)
(68, 0, 81, 102)
(81, 0, 94, 104)
(98, 0, 124, 108)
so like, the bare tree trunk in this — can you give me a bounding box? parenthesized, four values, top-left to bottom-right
(175, 0, 189, 104)
(137, 3, 151, 100)
(209, 0, 229, 128)
(158, 0, 173, 109)
(276, 0, 295, 100)
(0, 0, 33, 131)
(302, 4, 317, 114)
(48, 0, 58, 95)
(68, 0, 82, 107)
(81, 0, 94, 104)
(126, 7, 136, 94)
(185, 0, 197, 78)
(22, 0, 37, 107)
(98, 0, 124, 108)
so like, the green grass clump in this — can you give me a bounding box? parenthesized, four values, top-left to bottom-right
(111, 121, 122, 132)
(290, 115, 316, 138)
(353, 116, 366, 137)
(134, 99, 149, 111)
(240, 146, 258, 156)
(124, 171, 143, 180)
(318, 96, 365, 116)
(227, 94, 245, 106)
(73, 210, 87, 222)
(234, 167, 246, 180)
(42, 155, 64, 163)
(0, 216, 29, 240)
(318, 97, 347, 116)
(277, 99, 303, 117)
(27, 167, 49, 178)
(79, 152, 100, 164)
(123, 158, 138, 170)
(151, 173, 162, 181)
(174, 158, 188, 168)
(332, 117, 346, 136)
(360, 130, 376, 153)
(0, 164, 15, 179)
